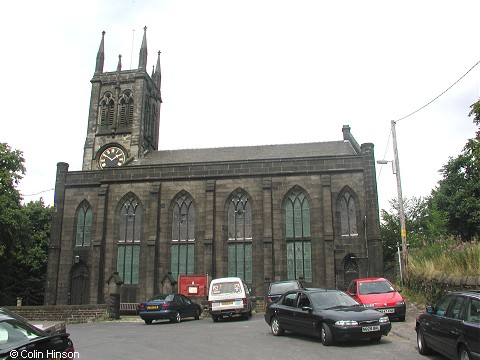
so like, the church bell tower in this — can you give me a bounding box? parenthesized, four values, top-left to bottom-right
(82, 27, 162, 170)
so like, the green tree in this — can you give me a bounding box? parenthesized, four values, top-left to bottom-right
(0, 143, 26, 258)
(13, 200, 53, 305)
(0, 143, 53, 305)
(430, 100, 480, 240)
(380, 196, 447, 266)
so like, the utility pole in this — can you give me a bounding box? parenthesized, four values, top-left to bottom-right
(391, 120, 408, 284)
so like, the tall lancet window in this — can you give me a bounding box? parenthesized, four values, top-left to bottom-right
(227, 192, 252, 282)
(117, 196, 141, 284)
(99, 93, 115, 130)
(285, 188, 312, 282)
(171, 194, 195, 280)
(118, 90, 134, 129)
(340, 191, 358, 236)
(75, 201, 92, 247)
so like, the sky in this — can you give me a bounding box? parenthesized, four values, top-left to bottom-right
(1, 0, 479, 214)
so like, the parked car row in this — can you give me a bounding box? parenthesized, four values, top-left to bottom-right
(263, 277, 480, 360)
(137, 277, 253, 325)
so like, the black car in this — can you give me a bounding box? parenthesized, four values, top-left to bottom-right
(0, 314, 75, 359)
(138, 293, 202, 324)
(264, 288, 391, 346)
(415, 291, 480, 360)
(266, 280, 304, 306)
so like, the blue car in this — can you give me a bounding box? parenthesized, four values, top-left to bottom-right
(138, 293, 202, 324)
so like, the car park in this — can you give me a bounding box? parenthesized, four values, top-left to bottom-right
(208, 277, 253, 322)
(266, 280, 303, 306)
(138, 293, 202, 324)
(0, 313, 75, 359)
(415, 290, 480, 360)
(346, 277, 406, 321)
(264, 288, 391, 346)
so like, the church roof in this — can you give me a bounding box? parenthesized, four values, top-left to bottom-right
(131, 140, 359, 166)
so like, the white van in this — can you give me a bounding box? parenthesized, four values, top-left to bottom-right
(208, 277, 253, 322)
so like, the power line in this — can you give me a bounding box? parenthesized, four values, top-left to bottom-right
(395, 60, 480, 123)
(22, 188, 54, 196)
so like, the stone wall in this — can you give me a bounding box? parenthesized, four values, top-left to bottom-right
(409, 273, 480, 304)
(4, 304, 108, 324)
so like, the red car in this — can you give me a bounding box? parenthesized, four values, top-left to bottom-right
(346, 277, 406, 321)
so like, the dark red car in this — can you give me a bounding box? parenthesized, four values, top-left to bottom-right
(346, 277, 406, 321)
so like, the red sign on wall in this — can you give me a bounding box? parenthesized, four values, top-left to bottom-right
(178, 275, 208, 297)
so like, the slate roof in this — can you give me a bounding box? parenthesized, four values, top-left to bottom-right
(131, 140, 359, 166)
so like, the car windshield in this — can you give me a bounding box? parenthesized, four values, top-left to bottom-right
(358, 281, 395, 295)
(270, 282, 299, 294)
(211, 282, 242, 295)
(310, 291, 359, 310)
(149, 294, 174, 302)
(0, 320, 44, 351)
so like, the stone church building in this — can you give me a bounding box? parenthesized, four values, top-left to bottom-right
(45, 28, 383, 305)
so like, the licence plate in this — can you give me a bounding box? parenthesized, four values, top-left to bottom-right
(379, 308, 395, 313)
(222, 301, 233, 305)
(147, 305, 158, 310)
(362, 325, 380, 332)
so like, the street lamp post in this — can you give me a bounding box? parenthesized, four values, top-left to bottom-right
(377, 120, 408, 285)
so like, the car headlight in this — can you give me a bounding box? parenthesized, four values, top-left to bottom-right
(335, 320, 358, 326)
(396, 301, 405, 306)
(379, 316, 390, 323)
(363, 303, 374, 308)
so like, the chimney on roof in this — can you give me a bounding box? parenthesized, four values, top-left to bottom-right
(342, 125, 361, 154)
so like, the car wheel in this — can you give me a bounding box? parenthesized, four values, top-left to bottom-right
(416, 326, 432, 355)
(320, 323, 333, 346)
(170, 311, 181, 323)
(144, 319, 152, 325)
(212, 315, 219, 322)
(458, 345, 472, 360)
(270, 316, 284, 336)
(194, 308, 200, 320)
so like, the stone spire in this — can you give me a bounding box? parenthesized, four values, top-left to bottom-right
(153, 51, 161, 90)
(95, 31, 105, 73)
(117, 54, 122, 72)
(138, 26, 148, 70)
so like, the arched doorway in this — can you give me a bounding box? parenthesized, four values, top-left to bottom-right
(344, 255, 358, 289)
(70, 263, 89, 305)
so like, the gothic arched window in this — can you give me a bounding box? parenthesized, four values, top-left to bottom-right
(117, 196, 141, 284)
(118, 90, 134, 129)
(340, 191, 358, 236)
(171, 194, 195, 280)
(99, 93, 115, 130)
(227, 192, 252, 282)
(75, 202, 92, 246)
(285, 188, 312, 282)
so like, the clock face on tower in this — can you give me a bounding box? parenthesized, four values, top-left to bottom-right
(98, 146, 126, 169)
